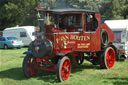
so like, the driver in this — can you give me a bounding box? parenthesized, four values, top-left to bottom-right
(59, 16, 68, 31)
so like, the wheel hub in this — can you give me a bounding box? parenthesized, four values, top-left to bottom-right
(65, 67, 68, 72)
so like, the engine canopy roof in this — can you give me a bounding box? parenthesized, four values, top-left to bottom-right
(37, 8, 96, 14)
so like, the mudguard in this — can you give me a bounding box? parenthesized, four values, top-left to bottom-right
(56, 53, 67, 56)
(23, 51, 32, 55)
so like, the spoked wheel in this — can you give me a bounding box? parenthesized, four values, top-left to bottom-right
(57, 56, 71, 82)
(76, 56, 84, 65)
(23, 55, 37, 77)
(100, 47, 115, 69)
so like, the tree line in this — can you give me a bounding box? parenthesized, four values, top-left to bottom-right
(0, 0, 128, 30)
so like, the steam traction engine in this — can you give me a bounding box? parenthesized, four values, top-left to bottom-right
(22, 8, 116, 82)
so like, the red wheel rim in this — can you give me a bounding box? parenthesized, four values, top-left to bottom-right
(27, 56, 37, 76)
(106, 48, 115, 68)
(61, 59, 71, 80)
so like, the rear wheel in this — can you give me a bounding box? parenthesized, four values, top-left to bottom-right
(100, 47, 115, 69)
(57, 56, 71, 82)
(22, 55, 37, 77)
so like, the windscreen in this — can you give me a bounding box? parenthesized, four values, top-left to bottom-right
(45, 13, 82, 29)
(7, 37, 17, 40)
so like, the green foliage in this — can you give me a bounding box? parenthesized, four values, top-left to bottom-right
(67, 0, 101, 12)
(0, 0, 8, 8)
(120, 0, 128, 19)
(0, 0, 42, 30)
(0, 0, 128, 30)
(112, 0, 121, 19)
(100, 1, 113, 19)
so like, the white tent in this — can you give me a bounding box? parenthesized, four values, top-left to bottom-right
(104, 20, 128, 31)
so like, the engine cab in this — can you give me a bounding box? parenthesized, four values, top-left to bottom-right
(23, 7, 116, 82)
(32, 8, 114, 57)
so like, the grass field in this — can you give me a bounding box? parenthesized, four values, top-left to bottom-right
(0, 48, 128, 85)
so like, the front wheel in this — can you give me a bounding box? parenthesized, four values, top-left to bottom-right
(22, 55, 37, 77)
(57, 56, 71, 82)
(100, 47, 115, 69)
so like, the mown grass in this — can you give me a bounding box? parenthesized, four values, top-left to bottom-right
(0, 48, 128, 85)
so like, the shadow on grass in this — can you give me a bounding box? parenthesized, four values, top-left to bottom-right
(71, 63, 101, 73)
(20, 56, 25, 58)
(0, 66, 82, 81)
(0, 68, 25, 80)
(0, 68, 57, 83)
(0, 63, 101, 83)
(36, 71, 58, 83)
(107, 77, 128, 85)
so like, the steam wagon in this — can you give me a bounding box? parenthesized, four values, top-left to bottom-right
(22, 8, 116, 82)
